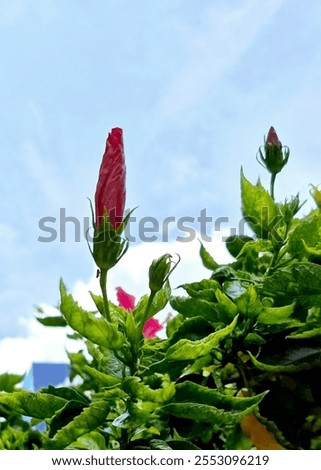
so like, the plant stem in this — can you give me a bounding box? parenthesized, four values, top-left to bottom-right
(99, 269, 111, 322)
(143, 291, 156, 324)
(270, 173, 276, 200)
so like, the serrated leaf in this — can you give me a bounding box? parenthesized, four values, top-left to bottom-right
(50, 400, 110, 449)
(0, 373, 24, 392)
(162, 399, 263, 426)
(59, 279, 124, 350)
(215, 289, 238, 322)
(179, 279, 220, 301)
(67, 431, 107, 450)
(235, 285, 262, 318)
(257, 303, 296, 325)
(288, 214, 321, 259)
(263, 263, 321, 307)
(170, 296, 219, 321)
(41, 386, 88, 404)
(248, 347, 321, 372)
(241, 169, 280, 238)
(82, 365, 120, 386)
(49, 400, 86, 438)
(0, 391, 66, 419)
(166, 316, 238, 360)
(123, 376, 175, 403)
(287, 326, 321, 339)
(175, 381, 267, 411)
(167, 317, 215, 344)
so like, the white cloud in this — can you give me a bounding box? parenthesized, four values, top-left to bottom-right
(0, 312, 80, 375)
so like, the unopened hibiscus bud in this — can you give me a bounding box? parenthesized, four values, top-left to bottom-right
(148, 253, 179, 293)
(266, 127, 281, 146)
(95, 128, 126, 230)
(91, 128, 129, 271)
(257, 126, 290, 175)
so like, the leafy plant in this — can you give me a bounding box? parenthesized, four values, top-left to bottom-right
(1, 126, 321, 449)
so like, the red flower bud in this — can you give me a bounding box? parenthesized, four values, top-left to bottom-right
(95, 128, 126, 229)
(256, 126, 289, 176)
(266, 127, 281, 147)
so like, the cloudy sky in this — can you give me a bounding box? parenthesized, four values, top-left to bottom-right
(2, 0, 321, 373)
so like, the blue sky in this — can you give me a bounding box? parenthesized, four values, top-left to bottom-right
(2, 0, 321, 368)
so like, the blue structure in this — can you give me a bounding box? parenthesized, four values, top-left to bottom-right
(24, 362, 70, 391)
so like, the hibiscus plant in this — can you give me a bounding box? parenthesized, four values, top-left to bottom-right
(1, 127, 321, 450)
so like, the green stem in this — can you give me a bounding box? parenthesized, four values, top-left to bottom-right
(143, 291, 156, 324)
(270, 173, 276, 200)
(99, 269, 111, 322)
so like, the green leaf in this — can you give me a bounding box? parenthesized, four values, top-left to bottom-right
(122, 376, 175, 403)
(41, 386, 89, 404)
(166, 316, 238, 360)
(241, 169, 280, 238)
(174, 381, 267, 411)
(162, 400, 263, 426)
(0, 373, 24, 392)
(287, 326, 321, 339)
(215, 289, 238, 322)
(170, 296, 219, 321)
(166, 313, 184, 338)
(59, 279, 125, 350)
(263, 263, 321, 307)
(235, 285, 262, 318)
(168, 317, 215, 344)
(199, 242, 219, 270)
(248, 346, 321, 372)
(178, 279, 220, 301)
(67, 431, 107, 450)
(50, 400, 110, 449)
(49, 400, 87, 438)
(36, 316, 67, 327)
(150, 439, 172, 450)
(257, 303, 298, 325)
(0, 391, 66, 419)
(225, 235, 254, 258)
(288, 214, 321, 259)
(82, 365, 121, 387)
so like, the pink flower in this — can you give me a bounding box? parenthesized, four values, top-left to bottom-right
(115, 286, 166, 339)
(116, 287, 135, 311)
(142, 317, 163, 339)
(95, 128, 126, 229)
